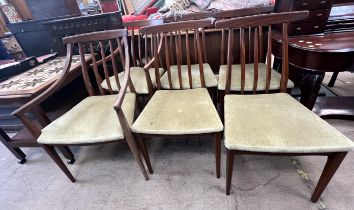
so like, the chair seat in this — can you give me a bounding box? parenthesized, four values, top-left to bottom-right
(101, 67, 165, 94)
(38, 94, 136, 145)
(160, 64, 218, 89)
(132, 88, 223, 135)
(218, 63, 294, 91)
(224, 93, 354, 153)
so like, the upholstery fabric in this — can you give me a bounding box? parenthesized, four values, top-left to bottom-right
(218, 63, 294, 91)
(224, 93, 354, 153)
(38, 94, 136, 144)
(101, 67, 165, 94)
(132, 88, 223, 135)
(0, 55, 90, 95)
(160, 64, 218, 89)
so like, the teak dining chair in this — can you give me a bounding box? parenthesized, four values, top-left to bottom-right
(142, 19, 218, 92)
(215, 11, 354, 202)
(131, 20, 224, 178)
(100, 19, 165, 96)
(12, 29, 151, 182)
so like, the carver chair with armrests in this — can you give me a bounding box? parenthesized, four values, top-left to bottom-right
(215, 11, 354, 202)
(12, 29, 151, 182)
(131, 19, 223, 178)
(101, 19, 165, 96)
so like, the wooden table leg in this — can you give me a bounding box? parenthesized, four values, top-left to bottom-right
(299, 70, 325, 110)
(328, 72, 339, 87)
(0, 127, 26, 163)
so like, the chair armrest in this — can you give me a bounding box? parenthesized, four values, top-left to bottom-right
(12, 44, 73, 120)
(114, 36, 131, 109)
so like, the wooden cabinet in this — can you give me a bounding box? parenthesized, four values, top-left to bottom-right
(275, 0, 334, 35)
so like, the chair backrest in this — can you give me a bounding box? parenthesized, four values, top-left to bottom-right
(62, 29, 135, 97)
(215, 11, 309, 94)
(212, 6, 274, 66)
(140, 19, 212, 89)
(124, 19, 164, 67)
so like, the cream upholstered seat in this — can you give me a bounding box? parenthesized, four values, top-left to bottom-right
(224, 93, 354, 153)
(101, 67, 165, 94)
(160, 64, 218, 89)
(38, 94, 136, 145)
(218, 63, 294, 91)
(131, 88, 223, 135)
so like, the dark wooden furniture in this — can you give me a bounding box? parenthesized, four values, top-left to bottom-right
(42, 12, 123, 56)
(12, 29, 150, 182)
(6, 16, 71, 57)
(215, 11, 353, 202)
(273, 0, 354, 119)
(275, 0, 334, 35)
(132, 19, 223, 178)
(272, 31, 354, 114)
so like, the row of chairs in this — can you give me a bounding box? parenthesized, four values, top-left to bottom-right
(12, 11, 354, 202)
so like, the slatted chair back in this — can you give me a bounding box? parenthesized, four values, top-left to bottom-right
(212, 6, 274, 66)
(12, 29, 132, 140)
(62, 29, 135, 97)
(124, 19, 164, 68)
(215, 11, 309, 95)
(140, 19, 212, 90)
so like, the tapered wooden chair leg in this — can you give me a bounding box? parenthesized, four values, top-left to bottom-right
(215, 132, 222, 178)
(137, 134, 153, 174)
(42, 144, 76, 183)
(58, 146, 75, 164)
(311, 152, 347, 202)
(226, 149, 234, 195)
(125, 134, 149, 180)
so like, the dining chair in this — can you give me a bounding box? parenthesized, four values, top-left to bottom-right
(215, 11, 354, 202)
(144, 19, 218, 92)
(12, 29, 151, 182)
(131, 19, 223, 178)
(100, 19, 165, 96)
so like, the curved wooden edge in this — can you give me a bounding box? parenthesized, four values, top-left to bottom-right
(140, 19, 213, 34)
(114, 36, 131, 109)
(212, 5, 274, 19)
(12, 44, 73, 116)
(215, 11, 309, 29)
(124, 19, 164, 27)
(62, 29, 128, 44)
(164, 11, 213, 23)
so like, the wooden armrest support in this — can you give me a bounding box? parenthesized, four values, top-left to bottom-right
(143, 34, 164, 71)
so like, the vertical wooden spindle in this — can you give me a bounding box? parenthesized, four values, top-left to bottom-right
(240, 28, 246, 94)
(99, 41, 113, 94)
(220, 29, 225, 65)
(164, 33, 172, 89)
(265, 25, 272, 93)
(109, 40, 121, 91)
(195, 29, 205, 88)
(253, 27, 259, 94)
(79, 43, 95, 96)
(186, 30, 192, 89)
(175, 31, 182, 89)
(281, 22, 289, 93)
(225, 29, 234, 95)
(89, 42, 105, 95)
